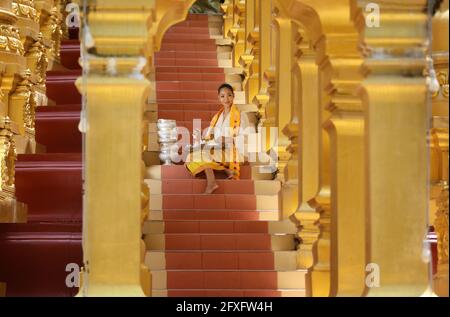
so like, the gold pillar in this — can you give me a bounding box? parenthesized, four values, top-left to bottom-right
(221, 0, 235, 41)
(358, 0, 431, 296)
(77, 0, 195, 297)
(256, 0, 270, 95)
(77, 0, 155, 296)
(289, 23, 322, 272)
(10, 0, 51, 154)
(252, 0, 271, 126)
(0, 0, 27, 223)
(274, 2, 298, 219)
(238, 0, 255, 105)
(35, 0, 63, 70)
(271, 7, 291, 182)
(430, 3, 449, 297)
(229, 1, 245, 68)
(320, 4, 365, 297)
(241, 0, 260, 105)
(284, 0, 366, 297)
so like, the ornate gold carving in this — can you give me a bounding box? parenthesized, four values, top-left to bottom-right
(0, 24, 25, 54)
(437, 70, 449, 98)
(435, 183, 449, 265)
(12, 0, 40, 23)
(0, 126, 16, 189)
(9, 70, 34, 135)
(25, 33, 48, 87)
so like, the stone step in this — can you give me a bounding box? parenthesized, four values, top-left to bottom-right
(157, 89, 220, 100)
(145, 179, 280, 196)
(148, 210, 279, 222)
(155, 51, 218, 59)
(160, 42, 218, 52)
(151, 270, 306, 290)
(149, 194, 278, 212)
(155, 103, 221, 111)
(146, 165, 253, 180)
(46, 70, 81, 105)
(158, 109, 216, 122)
(175, 20, 210, 28)
(155, 72, 225, 82)
(35, 105, 82, 153)
(144, 220, 296, 234)
(156, 81, 230, 91)
(166, 26, 211, 35)
(162, 38, 216, 44)
(60, 40, 81, 69)
(186, 14, 210, 21)
(153, 289, 305, 297)
(163, 33, 212, 40)
(155, 66, 224, 74)
(154, 57, 218, 67)
(0, 223, 82, 296)
(146, 250, 297, 270)
(15, 154, 83, 223)
(144, 233, 296, 251)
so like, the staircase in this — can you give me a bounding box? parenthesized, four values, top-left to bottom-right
(0, 32, 83, 296)
(144, 14, 306, 297)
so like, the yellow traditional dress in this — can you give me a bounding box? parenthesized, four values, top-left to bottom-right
(185, 105, 254, 180)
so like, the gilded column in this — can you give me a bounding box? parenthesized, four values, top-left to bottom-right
(273, 1, 296, 218)
(288, 22, 322, 274)
(0, 0, 27, 223)
(285, 0, 367, 297)
(221, 0, 235, 41)
(358, 0, 431, 296)
(430, 2, 448, 297)
(35, 0, 63, 70)
(76, 0, 155, 296)
(229, 1, 245, 68)
(250, 0, 270, 178)
(10, 0, 48, 154)
(242, 0, 259, 105)
(76, 0, 195, 297)
(271, 4, 292, 183)
(238, 0, 254, 104)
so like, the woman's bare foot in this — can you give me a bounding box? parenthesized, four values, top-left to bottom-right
(204, 183, 219, 194)
(225, 169, 235, 179)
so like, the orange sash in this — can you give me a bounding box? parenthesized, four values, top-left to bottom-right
(206, 105, 241, 179)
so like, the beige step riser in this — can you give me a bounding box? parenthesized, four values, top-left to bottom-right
(145, 250, 297, 271)
(144, 234, 296, 251)
(151, 270, 306, 290)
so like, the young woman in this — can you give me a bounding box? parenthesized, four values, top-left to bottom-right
(185, 83, 254, 194)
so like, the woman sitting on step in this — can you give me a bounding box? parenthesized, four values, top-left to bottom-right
(185, 83, 255, 194)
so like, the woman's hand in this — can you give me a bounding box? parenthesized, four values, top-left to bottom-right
(220, 136, 234, 148)
(193, 129, 202, 143)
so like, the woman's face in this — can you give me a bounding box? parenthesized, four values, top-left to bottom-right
(218, 87, 234, 108)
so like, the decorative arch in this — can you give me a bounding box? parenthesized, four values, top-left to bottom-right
(151, 0, 197, 52)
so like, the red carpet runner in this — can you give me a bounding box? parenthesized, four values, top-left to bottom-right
(0, 29, 82, 296)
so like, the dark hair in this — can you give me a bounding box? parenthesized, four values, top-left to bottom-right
(218, 83, 234, 95)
